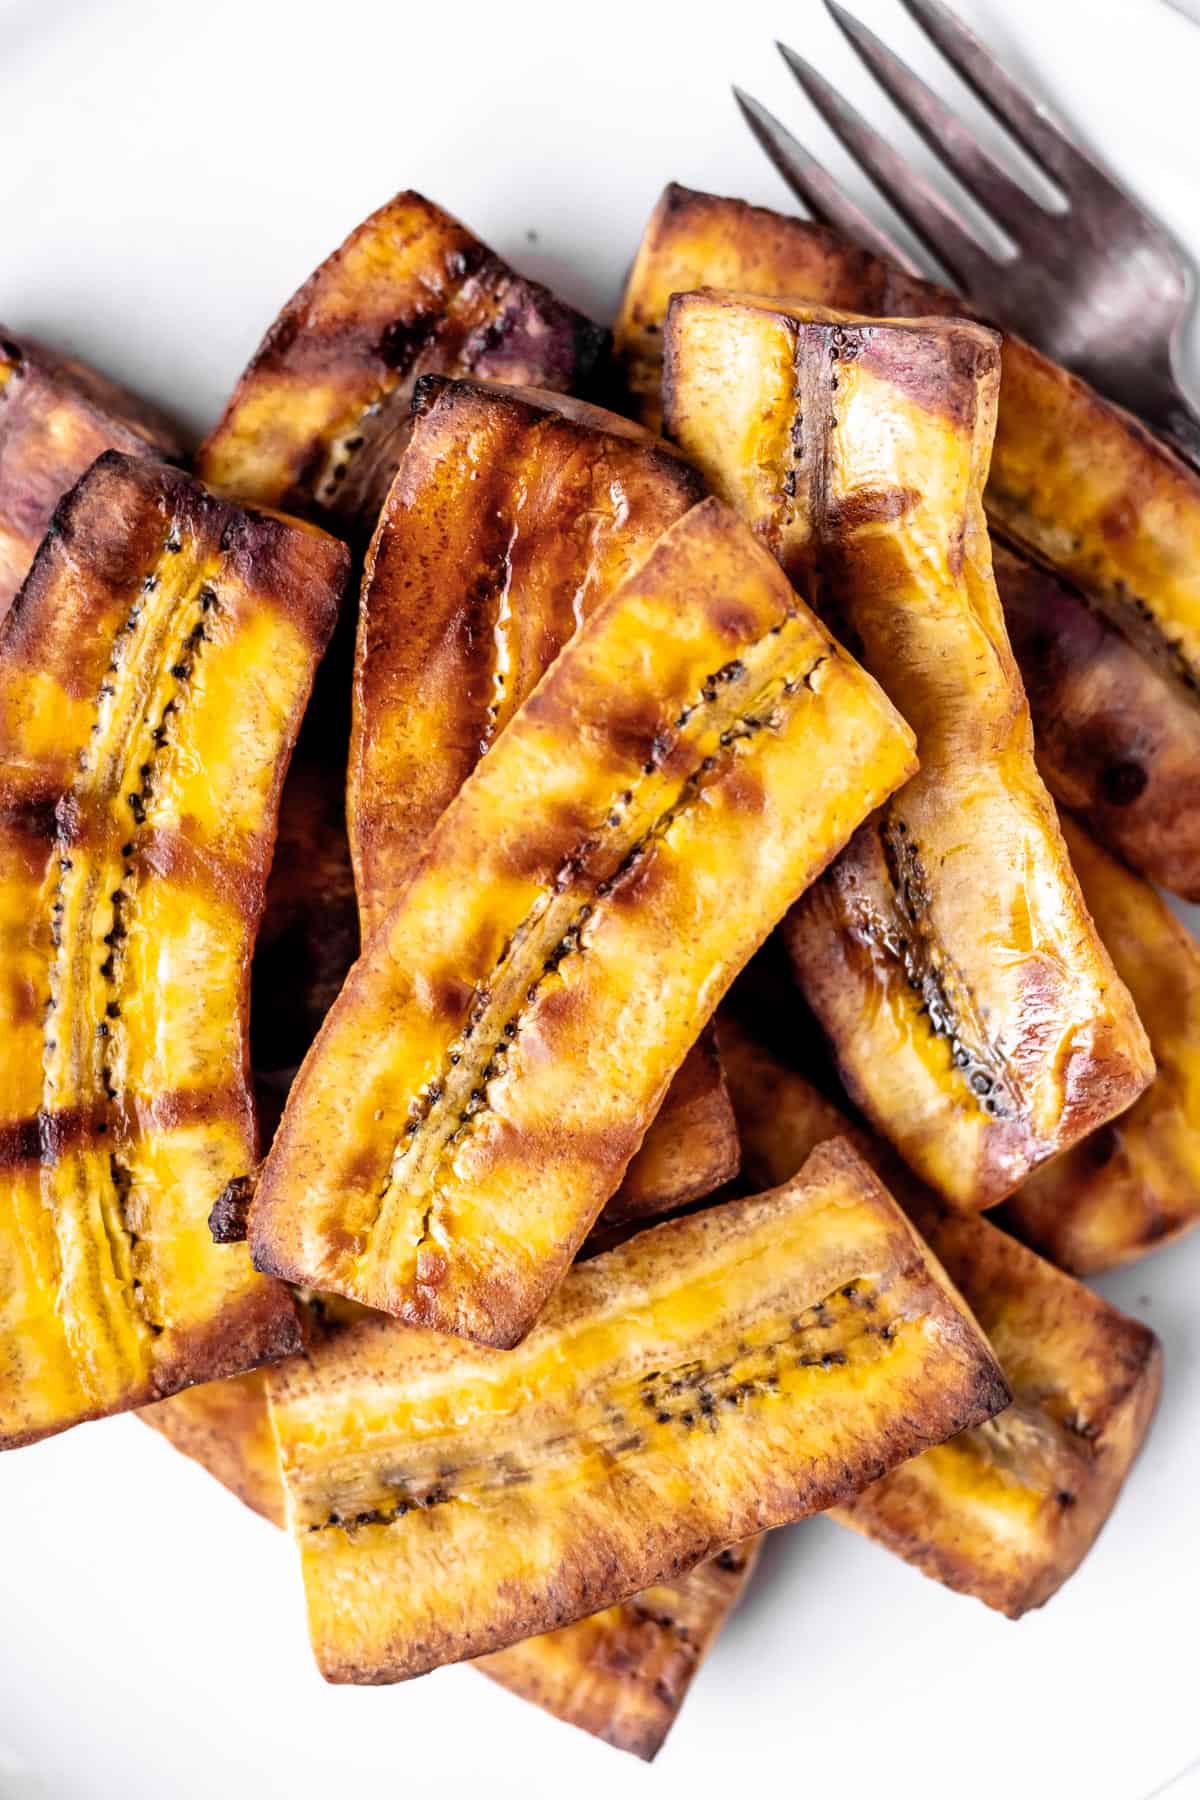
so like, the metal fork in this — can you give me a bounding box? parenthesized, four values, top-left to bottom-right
(735, 0, 1200, 467)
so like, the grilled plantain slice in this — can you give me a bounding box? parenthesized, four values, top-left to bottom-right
(251, 497, 916, 1342)
(265, 1141, 1007, 1682)
(198, 191, 605, 542)
(144, 1358, 758, 1761)
(993, 543, 1200, 901)
(350, 374, 736, 1223)
(614, 184, 1200, 897)
(1002, 812, 1200, 1273)
(476, 1538, 761, 1760)
(0, 330, 182, 619)
(666, 291, 1151, 1210)
(0, 452, 346, 1449)
(716, 1014, 1162, 1618)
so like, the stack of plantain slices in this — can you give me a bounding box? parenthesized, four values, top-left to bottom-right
(2, 179, 1195, 1762)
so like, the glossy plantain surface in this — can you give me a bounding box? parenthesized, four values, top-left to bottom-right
(250, 498, 917, 1343)
(198, 191, 605, 541)
(1002, 813, 1200, 1272)
(266, 1142, 1007, 1682)
(0, 330, 182, 618)
(666, 291, 1151, 1209)
(350, 374, 736, 1222)
(717, 1015, 1162, 1617)
(144, 1358, 758, 1759)
(614, 183, 1200, 896)
(0, 453, 346, 1448)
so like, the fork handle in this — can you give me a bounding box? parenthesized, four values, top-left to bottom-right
(1134, 362, 1200, 473)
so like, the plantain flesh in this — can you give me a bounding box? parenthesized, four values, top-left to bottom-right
(350, 374, 735, 1224)
(265, 1142, 1008, 1682)
(0, 452, 347, 1448)
(145, 1358, 757, 1758)
(198, 191, 605, 542)
(717, 1013, 1162, 1617)
(614, 183, 1200, 898)
(1002, 812, 1200, 1272)
(0, 329, 182, 618)
(250, 498, 917, 1343)
(665, 290, 1151, 1210)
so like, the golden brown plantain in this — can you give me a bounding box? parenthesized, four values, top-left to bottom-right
(143, 1354, 758, 1759)
(716, 1014, 1162, 1617)
(198, 190, 605, 541)
(1002, 812, 1200, 1273)
(993, 543, 1200, 901)
(266, 1141, 1007, 1682)
(666, 290, 1151, 1210)
(0, 329, 182, 619)
(475, 1539, 762, 1760)
(250, 498, 917, 1342)
(615, 183, 1200, 896)
(349, 374, 736, 1223)
(0, 452, 346, 1449)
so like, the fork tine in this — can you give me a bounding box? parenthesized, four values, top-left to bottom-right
(824, 0, 1046, 248)
(776, 38, 1000, 291)
(899, 0, 1122, 198)
(732, 87, 923, 273)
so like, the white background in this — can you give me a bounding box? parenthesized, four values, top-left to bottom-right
(2, 2, 1199, 1796)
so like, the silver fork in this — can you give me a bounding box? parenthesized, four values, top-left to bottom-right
(735, 0, 1200, 467)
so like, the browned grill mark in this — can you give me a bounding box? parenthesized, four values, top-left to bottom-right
(366, 633, 830, 1255)
(307, 1274, 897, 1535)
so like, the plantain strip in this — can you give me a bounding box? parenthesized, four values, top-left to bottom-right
(251, 497, 916, 1343)
(349, 374, 736, 1224)
(614, 183, 1200, 897)
(1001, 811, 1200, 1273)
(0, 453, 346, 1448)
(665, 291, 1150, 1210)
(265, 1141, 1007, 1682)
(716, 1011, 1161, 1618)
(199, 191, 605, 541)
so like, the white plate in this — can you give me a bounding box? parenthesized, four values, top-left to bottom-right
(1, 1, 1198, 1796)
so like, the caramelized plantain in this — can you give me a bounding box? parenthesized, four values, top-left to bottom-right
(0, 453, 346, 1448)
(198, 191, 605, 542)
(350, 374, 735, 1223)
(666, 291, 1151, 1210)
(250, 498, 916, 1342)
(716, 1015, 1162, 1617)
(1002, 812, 1200, 1272)
(145, 1359, 757, 1758)
(266, 1142, 1007, 1682)
(615, 184, 1200, 896)
(0, 330, 182, 618)
(476, 1539, 761, 1760)
(993, 543, 1200, 901)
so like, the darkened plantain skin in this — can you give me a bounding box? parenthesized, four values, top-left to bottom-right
(250, 498, 917, 1343)
(716, 1015, 1162, 1618)
(350, 374, 736, 1223)
(475, 1538, 762, 1760)
(198, 191, 605, 542)
(0, 452, 346, 1449)
(666, 291, 1151, 1210)
(0, 330, 183, 618)
(266, 1144, 1007, 1683)
(994, 543, 1200, 899)
(615, 184, 1200, 896)
(143, 1359, 759, 1760)
(1002, 813, 1200, 1273)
